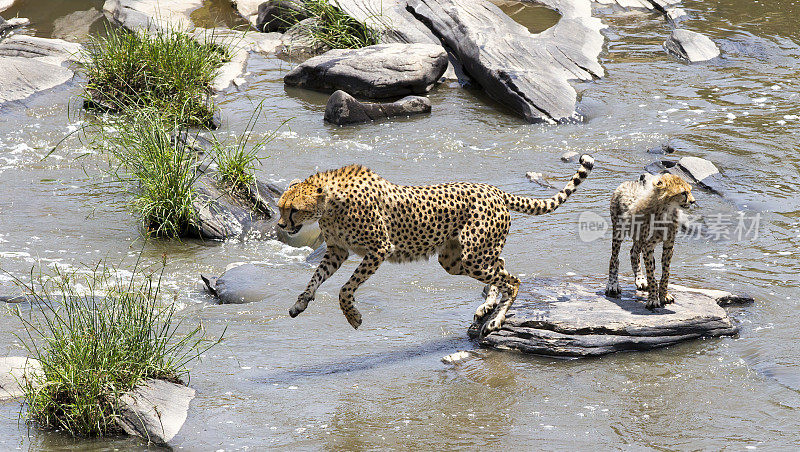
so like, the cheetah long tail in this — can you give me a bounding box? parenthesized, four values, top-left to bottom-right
(504, 155, 594, 215)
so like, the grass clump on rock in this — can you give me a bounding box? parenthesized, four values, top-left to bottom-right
(12, 260, 218, 436)
(305, 0, 380, 49)
(81, 27, 228, 127)
(99, 108, 201, 238)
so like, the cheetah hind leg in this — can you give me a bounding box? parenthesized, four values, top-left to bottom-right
(474, 285, 503, 322)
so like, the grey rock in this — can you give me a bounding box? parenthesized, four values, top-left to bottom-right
(0, 15, 29, 34)
(560, 151, 579, 162)
(284, 43, 448, 98)
(103, 0, 201, 31)
(202, 263, 274, 304)
(335, 0, 441, 44)
(0, 35, 81, 105)
(52, 8, 103, 41)
(116, 379, 195, 447)
(407, 0, 604, 123)
(0, 295, 26, 303)
(525, 171, 557, 189)
(471, 278, 746, 357)
(257, 0, 308, 32)
(646, 156, 726, 194)
(324, 90, 431, 125)
(665, 29, 720, 62)
(0, 357, 41, 401)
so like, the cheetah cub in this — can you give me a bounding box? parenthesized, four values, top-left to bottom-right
(604, 173, 695, 309)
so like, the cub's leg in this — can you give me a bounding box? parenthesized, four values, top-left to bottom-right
(605, 219, 622, 297)
(659, 236, 676, 305)
(642, 242, 661, 309)
(291, 245, 349, 318)
(631, 242, 648, 291)
(338, 250, 387, 329)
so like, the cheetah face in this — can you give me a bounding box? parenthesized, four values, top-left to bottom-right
(277, 181, 325, 235)
(654, 174, 695, 208)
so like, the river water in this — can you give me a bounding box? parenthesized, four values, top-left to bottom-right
(1, 0, 799, 449)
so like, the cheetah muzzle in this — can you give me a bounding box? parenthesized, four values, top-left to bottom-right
(278, 156, 595, 336)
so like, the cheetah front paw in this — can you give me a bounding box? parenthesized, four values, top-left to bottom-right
(289, 292, 313, 317)
(605, 282, 621, 298)
(635, 277, 649, 291)
(345, 309, 362, 329)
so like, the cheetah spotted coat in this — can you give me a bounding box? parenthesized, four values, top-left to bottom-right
(278, 155, 594, 335)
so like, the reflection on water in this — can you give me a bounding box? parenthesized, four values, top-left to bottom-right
(1, 0, 800, 449)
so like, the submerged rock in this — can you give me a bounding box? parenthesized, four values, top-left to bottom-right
(257, 0, 308, 32)
(284, 43, 448, 98)
(406, 0, 604, 123)
(324, 90, 431, 125)
(0, 35, 81, 104)
(201, 263, 274, 304)
(471, 278, 747, 357)
(0, 357, 41, 401)
(116, 379, 195, 447)
(665, 29, 720, 62)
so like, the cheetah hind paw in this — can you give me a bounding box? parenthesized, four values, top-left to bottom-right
(645, 297, 664, 310)
(289, 292, 313, 317)
(480, 316, 505, 337)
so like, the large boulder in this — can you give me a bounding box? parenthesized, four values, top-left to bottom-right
(284, 43, 448, 98)
(471, 278, 750, 357)
(0, 357, 41, 401)
(665, 29, 720, 62)
(116, 379, 195, 447)
(0, 35, 81, 105)
(102, 0, 202, 31)
(406, 0, 604, 123)
(324, 90, 431, 125)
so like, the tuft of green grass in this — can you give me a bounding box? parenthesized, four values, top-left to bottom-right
(81, 26, 229, 127)
(11, 258, 220, 437)
(275, 0, 379, 49)
(98, 108, 202, 238)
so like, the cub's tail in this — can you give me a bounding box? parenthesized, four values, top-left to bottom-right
(504, 155, 594, 215)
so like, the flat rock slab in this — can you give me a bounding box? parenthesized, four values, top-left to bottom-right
(324, 90, 431, 125)
(665, 29, 720, 62)
(407, 0, 604, 123)
(284, 43, 448, 98)
(103, 0, 202, 31)
(472, 278, 749, 357)
(116, 378, 195, 446)
(0, 357, 41, 401)
(0, 35, 81, 104)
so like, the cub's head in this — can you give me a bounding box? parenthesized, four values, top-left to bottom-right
(277, 180, 326, 235)
(653, 174, 695, 208)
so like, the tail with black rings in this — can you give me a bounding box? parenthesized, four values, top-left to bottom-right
(503, 155, 594, 215)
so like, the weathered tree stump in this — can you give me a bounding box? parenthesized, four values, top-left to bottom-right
(471, 278, 751, 357)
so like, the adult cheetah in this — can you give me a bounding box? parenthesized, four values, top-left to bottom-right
(277, 156, 594, 336)
(604, 173, 695, 309)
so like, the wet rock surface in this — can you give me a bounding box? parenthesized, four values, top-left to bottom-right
(645, 155, 726, 194)
(256, 0, 308, 32)
(0, 357, 41, 401)
(103, 0, 202, 31)
(202, 263, 274, 304)
(0, 34, 81, 104)
(406, 0, 604, 123)
(324, 90, 431, 125)
(116, 379, 195, 447)
(284, 43, 448, 98)
(665, 29, 720, 62)
(471, 278, 748, 357)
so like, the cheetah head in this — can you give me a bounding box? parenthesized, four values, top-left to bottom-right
(277, 180, 326, 235)
(654, 174, 695, 208)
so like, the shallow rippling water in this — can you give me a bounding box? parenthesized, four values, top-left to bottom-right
(1, 0, 800, 449)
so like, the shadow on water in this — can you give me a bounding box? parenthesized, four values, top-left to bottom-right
(256, 337, 472, 384)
